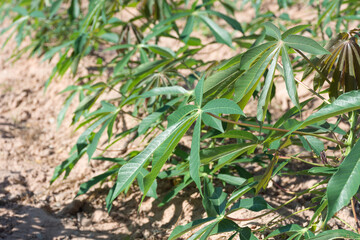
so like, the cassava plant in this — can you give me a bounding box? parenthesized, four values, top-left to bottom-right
(1, 0, 360, 239)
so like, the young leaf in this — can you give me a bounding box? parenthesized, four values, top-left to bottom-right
(326, 138, 360, 223)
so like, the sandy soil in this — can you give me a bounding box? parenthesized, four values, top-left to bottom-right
(1, 3, 359, 240)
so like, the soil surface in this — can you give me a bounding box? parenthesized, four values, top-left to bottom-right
(1, 3, 359, 240)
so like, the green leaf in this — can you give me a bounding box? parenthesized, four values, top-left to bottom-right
(264, 22, 281, 40)
(240, 41, 277, 71)
(180, 15, 195, 42)
(234, 46, 279, 102)
(203, 63, 243, 101)
(202, 113, 224, 132)
(87, 117, 111, 160)
(265, 224, 302, 239)
(99, 33, 119, 43)
(57, 91, 76, 128)
(229, 196, 273, 213)
(210, 219, 240, 235)
(113, 49, 136, 75)
(145, 44, 175, 58)
(212, 130, 258, 141)
(257, 49, 279, 122)
(198, 14, 233, 47)
(159, 176, 192, 206)
(195, 75, 205, 106)
(200, 143, 256, 164)
(299, 135, 324, 156)
(238, 227, 259, 240)
(281, 45, 300, 109)
(137, 168, 158, 199)
(50, 147, 87, 183)
(76, 168, 118, 197)
(309, 229, 360, 240)
(50, 0, 63, 18)
(217, 174, 247, 186)
(142, 86, 189, 98)
(168, 105, 198, 126)
(109, 115, 196, 204)
(190, 114, 202, 195)
(281, 24, 310, 39)
(169, 217, 216, 240)
(326, 138, 360, 223)
(284, 35, 330, 55)
(141, 115, 196, 202)
(202, 98, 245, 115)
(205, 10, 243, 33)
(294, 90, 360, 131)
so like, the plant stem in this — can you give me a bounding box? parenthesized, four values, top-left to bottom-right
(351, 197, 360, 233)
(206, 112, 345, 147)
(294, 49, 331, 85)
(225, 179, 327, 222)
(278, 155, 324, 167)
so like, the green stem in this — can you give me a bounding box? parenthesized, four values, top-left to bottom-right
(345, 111, 358, 156)
(278, 155, 324, 167)
(206, 113, 345, 147)
(225, 179, 327, 222)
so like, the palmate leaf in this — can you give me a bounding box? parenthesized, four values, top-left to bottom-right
(106, 115, 197, 210)
(141, 114, 197, 202)
(325, 138, 360, 223)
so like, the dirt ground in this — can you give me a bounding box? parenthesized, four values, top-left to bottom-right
(0, 3, 359, 240)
